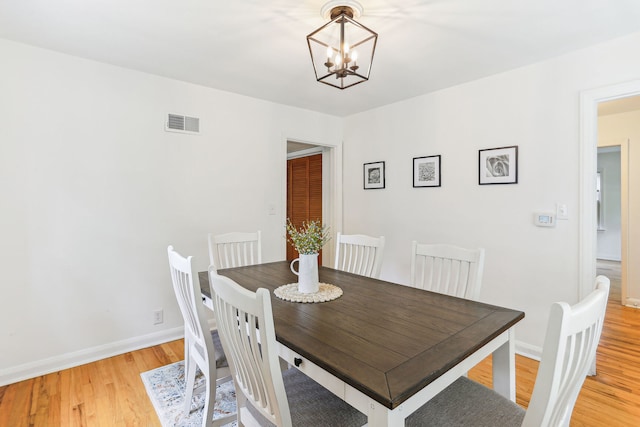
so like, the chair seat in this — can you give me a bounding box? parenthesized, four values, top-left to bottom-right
(248, 368, 367, 427)
(406, 377, 525, 427)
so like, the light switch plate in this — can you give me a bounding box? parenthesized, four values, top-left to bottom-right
(557, 203, 568, 220)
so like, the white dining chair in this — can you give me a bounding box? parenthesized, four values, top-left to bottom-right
(334, 232, 385, 278)
(405, 275, 610, 427)
(208, 267, 367, 427)
(207, 231, 262, 270)
(410, 241, 485, 300)
(167, 246, 236, 427)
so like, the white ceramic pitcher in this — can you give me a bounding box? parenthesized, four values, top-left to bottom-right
(290, 253, 319, 294)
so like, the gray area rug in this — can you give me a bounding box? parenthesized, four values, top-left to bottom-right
(140, 361, 237, 427)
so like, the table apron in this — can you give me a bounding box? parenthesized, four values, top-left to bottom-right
(202, 295, 214, 311)
(277, 328, 515, 427)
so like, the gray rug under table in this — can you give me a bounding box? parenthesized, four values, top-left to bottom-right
(140, 360, 237, 427)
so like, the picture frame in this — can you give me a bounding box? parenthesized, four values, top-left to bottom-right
(479, 146, 518, 185)
(364, 161, 385, 189)
(413, 155, 441, 188)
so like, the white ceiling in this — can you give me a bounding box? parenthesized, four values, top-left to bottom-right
(2, 0, 640, 117)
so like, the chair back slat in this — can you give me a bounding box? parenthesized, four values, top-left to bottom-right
(168, 246, 237, 426)
(410, 242, 485, 300)
(208, 231, 262, 270)
(209, 269, 292, 427)
(168, 247, 208, 351)
(334, 232, 385, 279)
(523, 276, 610, 427)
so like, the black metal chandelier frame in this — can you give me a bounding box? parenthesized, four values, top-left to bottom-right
(307, 2, 378, 90)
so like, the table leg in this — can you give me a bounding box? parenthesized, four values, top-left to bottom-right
(492, 327, 516, 401)
(365, 400, 405, 427)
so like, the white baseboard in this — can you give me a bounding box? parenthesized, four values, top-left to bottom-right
(596, 255, 621, 262)
(624, 298, 640, 309)
(2, 325, 536, 387)
(515, 340, 542, 361)
(0, 326, 184, 387)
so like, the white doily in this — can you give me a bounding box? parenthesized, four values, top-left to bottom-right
(274, 283, 343, 303)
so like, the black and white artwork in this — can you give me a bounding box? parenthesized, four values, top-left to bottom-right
(479, 146, 518, 185)
(364, 161, 385, 189)
(413, 155, 441, 187)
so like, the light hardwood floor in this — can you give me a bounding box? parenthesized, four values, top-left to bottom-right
(470, 260, 640, 426)
(1, 262, 638, 426)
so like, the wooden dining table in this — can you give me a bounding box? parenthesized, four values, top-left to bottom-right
(199, 261, 524, 427)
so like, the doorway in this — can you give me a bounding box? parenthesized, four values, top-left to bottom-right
(596, 140, 630, 305)
(581, 83, 640, 307)
(286, 152, 323, 262)
(285, 140, 339, 265)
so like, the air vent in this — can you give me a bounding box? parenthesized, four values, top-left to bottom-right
(165, 113, 200, 134)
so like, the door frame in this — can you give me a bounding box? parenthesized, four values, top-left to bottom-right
(282, 137, 343, 267)
(580, 80, 640, 300)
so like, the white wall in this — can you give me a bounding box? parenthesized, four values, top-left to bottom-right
(343, 31, 640, 353)
(4, 29, 640, 384)
(0, 38, 342, 385)
(596, 149, 621, 260)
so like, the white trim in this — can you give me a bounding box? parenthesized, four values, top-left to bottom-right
(597, 255, 622, 262)
(625, 298, 640, 309)
(287, 146, 324, 160)
(322, 148, 334, 265)
(322, 145, 342, 267)
(0, 327, 183, 386)
(1, 327, 540, 388)
(516, 340, 542, 362)
(579, 80, 640, 301)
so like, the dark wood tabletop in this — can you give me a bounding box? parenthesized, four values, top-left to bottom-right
(199, 261, 524, 410)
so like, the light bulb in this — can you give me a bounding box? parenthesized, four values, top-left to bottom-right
(343, 43, 350, 54)
(335, 54, 342, 66)
(326, 46, 333, 59)
(352, 51, 358, 63)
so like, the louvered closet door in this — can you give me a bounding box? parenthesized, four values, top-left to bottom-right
(287, 154, 323, 263)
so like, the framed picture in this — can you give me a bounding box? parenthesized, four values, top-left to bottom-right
(413, 155, 441, 187)
(364, 161, 385, 189)
(479, 146, 518, 185)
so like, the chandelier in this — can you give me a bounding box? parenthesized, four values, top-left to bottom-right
(307, 0, 378, 90)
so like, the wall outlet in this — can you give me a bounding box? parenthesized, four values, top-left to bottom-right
(153, 309, 164, 325)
